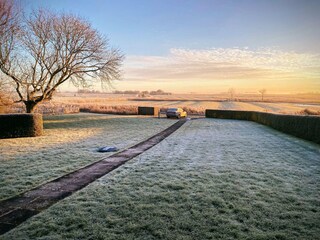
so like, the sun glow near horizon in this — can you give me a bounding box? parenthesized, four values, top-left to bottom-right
(25, 1, 320, 95)
(117, 47, 320, 94)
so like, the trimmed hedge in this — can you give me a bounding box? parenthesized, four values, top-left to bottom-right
(205, 110, 320, 144)
(138, 107, 160, 116)
(0, 114, 43, 139)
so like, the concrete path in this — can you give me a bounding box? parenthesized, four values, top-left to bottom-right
(0, 120, 186, 235)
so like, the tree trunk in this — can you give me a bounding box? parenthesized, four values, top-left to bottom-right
(24, 101, 38, 113)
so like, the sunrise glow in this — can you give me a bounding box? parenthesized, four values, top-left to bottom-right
(118, 48, 320, 93)
(25, 0, 320, 94)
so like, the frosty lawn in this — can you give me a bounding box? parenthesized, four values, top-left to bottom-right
(2, 118, 319, 239)
(0, 113, 177, 200)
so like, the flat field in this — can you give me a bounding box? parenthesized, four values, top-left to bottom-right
(1, 117, 319, 239)
(52, 92, 320, 115)
(0, 113, 177, 200)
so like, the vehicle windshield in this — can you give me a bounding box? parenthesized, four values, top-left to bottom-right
(167, 108, 178, 111)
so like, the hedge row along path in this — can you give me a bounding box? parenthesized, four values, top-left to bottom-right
(0, 119, 187, 235)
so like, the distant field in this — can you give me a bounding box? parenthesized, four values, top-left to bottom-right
(50, 92, 320, 115)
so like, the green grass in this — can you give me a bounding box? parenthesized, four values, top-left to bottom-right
(0, 113, 177, 200)
(2, 118, 319, 239)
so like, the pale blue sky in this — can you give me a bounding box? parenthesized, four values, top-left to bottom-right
(22, 0, 320, 93)
(23, 0, 320, 55)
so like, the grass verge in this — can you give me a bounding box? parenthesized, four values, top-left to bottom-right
(2, 119, 319, 239)
(0, 113, 177, 200)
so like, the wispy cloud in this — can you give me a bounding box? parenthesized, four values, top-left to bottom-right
(121, 48, 320, 93)
(171, 48, 320, 70)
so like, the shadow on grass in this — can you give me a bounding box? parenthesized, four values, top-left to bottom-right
(43, 114, 138, 130)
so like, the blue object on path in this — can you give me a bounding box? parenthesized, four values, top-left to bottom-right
(98, 146, 118, 152)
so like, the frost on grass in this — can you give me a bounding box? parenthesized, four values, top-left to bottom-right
(0, 113, 177, 200)
(2, 119, 320, 240)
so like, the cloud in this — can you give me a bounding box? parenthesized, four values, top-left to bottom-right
(121, 47, 320, 93)
(170, 48, 320, 70)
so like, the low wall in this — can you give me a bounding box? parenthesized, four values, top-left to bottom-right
(0, 114, 43, 139)
(138, 107, 159, 116)
(205, 110, 320, 144)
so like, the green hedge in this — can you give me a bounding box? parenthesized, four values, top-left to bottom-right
(138, 107, 160, 116)
(0, 114, 43, 139)
(205, 110, 320, 144)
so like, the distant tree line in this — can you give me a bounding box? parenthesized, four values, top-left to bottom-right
(113, 89, 172, 96)
(113, 90, 140, 95)
(77, 89, 102, 94)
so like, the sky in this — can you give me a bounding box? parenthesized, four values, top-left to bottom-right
(23, 0, 320, 94)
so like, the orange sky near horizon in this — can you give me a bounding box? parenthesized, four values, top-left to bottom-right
(113, 48, 320, 94)
(28, 0, 320, 95)
(61, 47, 320, 95)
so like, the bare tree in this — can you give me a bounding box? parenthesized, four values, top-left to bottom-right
(0, 0, 18, 108)
(259, 89, 267, 101)
(0, 0, 17, 30)
(0, 88, 12, 112)
(0, 75, 14, 112)
(0, 5, 123, 113)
